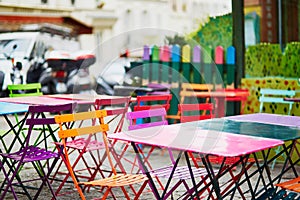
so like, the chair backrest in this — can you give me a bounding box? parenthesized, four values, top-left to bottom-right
(24, 103, 75, 148)
(8, 83, 43, 97)
(126, 108, 178, 164)
(54, 110, 117, 177)
(259, 88, 296, 115)
(94, 97, 131, 133)
(178, 103, 214, 123)
(127, 108, 168, 130)
(180, 83, 213, 104)
(134, 94, 172, 111)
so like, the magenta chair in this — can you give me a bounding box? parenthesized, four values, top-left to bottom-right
(0, 103, 75, 199)
(126, 108, 213, 199)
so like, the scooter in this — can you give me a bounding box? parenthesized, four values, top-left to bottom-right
(39, 50, 96, 95)
(67, 51, 96, 95)
(0, 44, 24, 96)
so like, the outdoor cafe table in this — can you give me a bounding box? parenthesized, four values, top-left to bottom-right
(201, 113, 300, 196)
(108, 116, 285, 199)
(194, 89, 249, 117)
(0, 102, 30, 154)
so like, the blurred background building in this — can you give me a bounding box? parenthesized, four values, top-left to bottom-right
(0, 0, 298, 74)
(0, 0, 232, 73)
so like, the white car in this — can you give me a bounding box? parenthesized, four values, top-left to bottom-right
(0, 31, 80, 96)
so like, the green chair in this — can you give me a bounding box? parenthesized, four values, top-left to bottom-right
(7, 83, 43, 142)
(7, 83, 43, 97)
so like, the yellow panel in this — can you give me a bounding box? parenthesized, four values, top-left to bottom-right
(58, 124, 109, 139)
(55, 110, 107, 123)
(182, 45, 191, 63)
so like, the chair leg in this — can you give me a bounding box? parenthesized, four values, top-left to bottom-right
(271, 146, 286, 170)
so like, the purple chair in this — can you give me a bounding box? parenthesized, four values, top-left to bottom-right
(126, 108, 213, 199)
(0, 103, 75, 199)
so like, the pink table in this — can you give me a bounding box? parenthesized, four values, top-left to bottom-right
(109, 121, 283, 199)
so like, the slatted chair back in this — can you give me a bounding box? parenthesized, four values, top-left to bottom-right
(127, 108, 168, 130)
(134, 94, 172, 112)
(259, 88, 296, 115)
(178, 103, 214, 123)
(94, 96, 131, 133)
(180, 83, 213, 104)
(8, 83, 43, 97)
(54, 110, 148, 200)
(166, 83, 213, 123)
(0, 103, 75, 200)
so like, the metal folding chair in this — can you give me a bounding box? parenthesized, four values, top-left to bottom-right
(126, 108, 213, 199)
(7, 83, 43, 140)
(53, 97, 131, 197)
(0, 103, 74, 199)
(7, 83, 43, 97)
(94, 96, 132, 175)
(54, 110, 148, 200)
(259, 88, 296, 169)
(134, 94, 172, 111)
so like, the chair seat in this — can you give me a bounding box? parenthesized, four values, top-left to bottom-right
(55, 138, 105, 151)
(207, 156, 256, 165)
(150, 165, 210, 180)
(276, 176, 300, 192)
(81, 174, 148, 187)
(1, 146, 58, 162)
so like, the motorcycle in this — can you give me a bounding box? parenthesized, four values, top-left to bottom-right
(39, 50, 96, 95)
(95, 57, 140, 96)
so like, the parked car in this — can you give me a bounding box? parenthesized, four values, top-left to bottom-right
(0, 30, 80, 96)
(95, 57, 143, 95)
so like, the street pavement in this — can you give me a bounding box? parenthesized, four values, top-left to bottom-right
(0, 114, 299, 199)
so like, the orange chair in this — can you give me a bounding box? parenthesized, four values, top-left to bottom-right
(276, 176, 300, 195)
(55, 110, 148, 200)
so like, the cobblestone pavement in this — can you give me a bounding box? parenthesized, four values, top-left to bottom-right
(1, 115, 299, 199)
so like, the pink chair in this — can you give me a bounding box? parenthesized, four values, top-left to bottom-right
(126, 108, 213, 199)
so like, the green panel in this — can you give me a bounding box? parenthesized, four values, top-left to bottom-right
(182, 62, 191, 83)
(192, 62, 201, 83)
(142, 60, 150, 84)
(161, 61, 170, 83)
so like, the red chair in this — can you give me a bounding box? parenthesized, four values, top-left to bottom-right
(94, 96, 132, 174)
(134, 94, 172, 111)
(94, 96, 131, 133)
